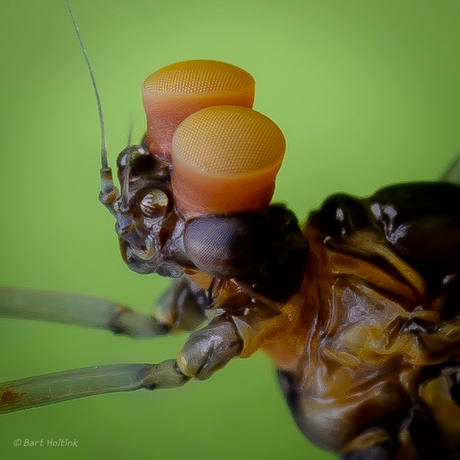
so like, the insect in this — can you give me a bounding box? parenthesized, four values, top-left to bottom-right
(0, 0, 460, 460)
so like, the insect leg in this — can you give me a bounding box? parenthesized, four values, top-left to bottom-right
(176, 314, 243, 380)
(0, 360, 188, 415)
(0, 314, 242, 414)
(154, 276, 207, 332)
(0, 286, 167, 338)
(0, 277, 206, 338)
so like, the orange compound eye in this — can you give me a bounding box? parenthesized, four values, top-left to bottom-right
(171, 105, 286, 214)
(142, 60, 255, 157)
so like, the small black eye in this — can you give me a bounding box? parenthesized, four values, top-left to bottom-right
(138, 189, 168, 219)
(183, 211, 274, 279)
(117, 146, 144, 169)
(131, 153, 157, 177)
(116, 145, 156, 176)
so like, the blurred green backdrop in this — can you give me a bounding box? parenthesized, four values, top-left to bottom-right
(1, 1, 460, 459)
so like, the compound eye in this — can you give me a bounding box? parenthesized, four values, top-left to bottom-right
(171, 105, 285, 214)
(142, 60, 255, 157)
(183, 212, 274, 279)
(138, 189, 169, 219)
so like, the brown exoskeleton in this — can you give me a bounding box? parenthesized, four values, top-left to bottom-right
(1, 3, 460, 459)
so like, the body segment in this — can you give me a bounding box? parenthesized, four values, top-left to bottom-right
(269, 182, 460, 458)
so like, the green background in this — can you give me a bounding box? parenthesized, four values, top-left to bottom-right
(1, 1, 460, 459)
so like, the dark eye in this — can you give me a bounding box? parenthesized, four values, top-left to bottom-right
(183, 211, 274, 279)
(117, 146, 144, 169)
(130, 153, 157, 177)
(138, 189, 169, 219)
(116, 145, 157, 176)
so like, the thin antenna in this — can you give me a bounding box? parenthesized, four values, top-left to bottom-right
(121, 164, 131, 210)
(66, 0, 108, 170)
(127, 114, 135, 146)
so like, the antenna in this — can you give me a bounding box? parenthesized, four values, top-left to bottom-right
(66, 0, 108, 169)
(65, 0, 118, 209)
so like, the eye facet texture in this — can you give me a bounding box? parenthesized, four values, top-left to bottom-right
(171, 105, 285, 214)
(183, 212, 274, 279)
(143, 60, 255, 157)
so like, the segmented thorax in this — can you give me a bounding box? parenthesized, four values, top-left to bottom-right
(267, 187, 460, 458)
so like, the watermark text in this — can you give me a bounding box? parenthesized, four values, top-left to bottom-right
(14, 438, 78, 447)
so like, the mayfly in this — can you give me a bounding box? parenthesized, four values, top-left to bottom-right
(1, 2, 460, 459)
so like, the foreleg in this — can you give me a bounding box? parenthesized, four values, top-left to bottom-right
(0, 276, 206, 338)
(0, 313, 242, 414)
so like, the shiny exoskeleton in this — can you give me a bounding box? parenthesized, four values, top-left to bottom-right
(109, 140, 460, 458)
(1, 47, 459, 460)
(278, 181, 460, 459)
